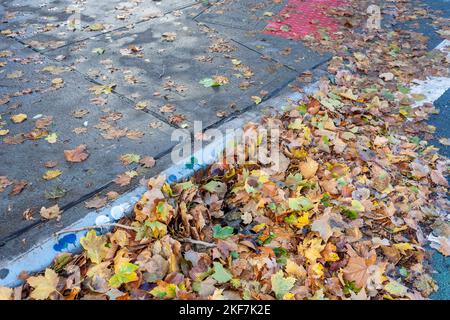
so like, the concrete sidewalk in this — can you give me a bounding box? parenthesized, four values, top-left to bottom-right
(0, 0, 448, 299)
(0, 0, 329, 266)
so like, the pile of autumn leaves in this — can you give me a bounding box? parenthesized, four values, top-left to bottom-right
(1, 76, 449, 299)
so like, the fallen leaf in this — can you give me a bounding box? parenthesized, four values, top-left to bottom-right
(9, 180, 27, 196)
(80, 230, 109, 264)
(27, 268, 59, 300)
(299, 157, 319, 179)
(85, 196, 108, 209)
(271, 271, 296, 299)
(64, 145, 89, 163)
(11, 113, 27, 123)
(43, 170, 62, 180)
(139, 156, 156, 168)
(40, 205, 60, 220)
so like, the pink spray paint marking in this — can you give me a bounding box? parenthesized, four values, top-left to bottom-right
(265, 0, 345, 40)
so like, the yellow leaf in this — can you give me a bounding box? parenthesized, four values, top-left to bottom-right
(300, 238, 325, 264)
(27, 268, 59, 300)
(110, 229, 129, 247)
(285, 259, 306, 279)
(42, 169, 62, 180)
(251, 96, 262, 105)
(0, 129, 9, 136)
(311, 263, 324, 278)
(393, 243, 414, 254)
(0, 286, 13, 300)
(11, 113, 27, 123)
(80, 230, 109, 264)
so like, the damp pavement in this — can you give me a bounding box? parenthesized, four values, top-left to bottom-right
(0, 0, 448, 298)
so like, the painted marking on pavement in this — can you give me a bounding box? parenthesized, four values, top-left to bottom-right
(265, 0, 345, 40)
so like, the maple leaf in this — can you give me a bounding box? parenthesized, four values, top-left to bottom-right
(285, 259, 306, 279)
(271, 271, 296, 299)
(139, 156, 156, 168)
(299, 157, 319, 179)
(110, 230, 129, 247)
(212, 225, 234, 239)
(40, 205, 60, 220)
(212, 262, 232, 284)
(120, 153, 140, 166)
(114, 173, 132, 186)
(64, 145, 89, 163)
(85, 196, 108, 209)
(80, 230, 109, 264)
(109, 262, 139, 288)
(384, 279, 408, 297)
(428, 235, 450, 256)
(288, 197, 313, 211)
(150, 281, 177, 300)
(0, 287, 13, 300)
(27, 268, 59, 300)
(343, 247, 376, 289)
(202, 181, 227, 194)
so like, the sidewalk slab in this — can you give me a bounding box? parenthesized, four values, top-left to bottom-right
(195, 0, 286, 31)
(47, 8, 300, 129)
(0, 37, 176, 241)
(0, 0, 198, 51)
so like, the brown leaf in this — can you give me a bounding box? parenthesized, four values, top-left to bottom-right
(430, 170, 448, 187)
(299, 157, 319, 179)
(44, 160, 58, 168)
(114, 173, 132, 187)
(40, 204, 61, 220)
(22, 208, 34, 221)
(343, 246, 376, 289)
(9, 180, 27, 196)
(85, 196, 108, 209)
(140, 156, 156, 168)
(35, 116, 53, 129)
(106, 191, 120, 200)
(0, 176, 13, 192)
(64, 145, 89, 163)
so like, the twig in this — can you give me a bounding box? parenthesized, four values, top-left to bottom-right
(178, 237, 216, 248)
(159, 64, 165, 78)
(54, 223, 138, 236)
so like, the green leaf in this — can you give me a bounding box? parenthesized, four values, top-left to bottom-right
(108, 262, 139, 288)
(212, 225, 234, 239)
(150, 283, 177, 299)
(397, 85, 410, 94)
(144, 220, 168, 239)
(45, 133, 58, 144)
(120, 153, 141, 165)
(351, 200, 365, 212)
(199, 78, 220, 88)
(92, 47, 105, 55)
(385, 280, 408, 297)
(271, 270, 296, 299)
(212, 262, 232, 284)
(288, 197, 313, 211)
(202, 180, 226, 193)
